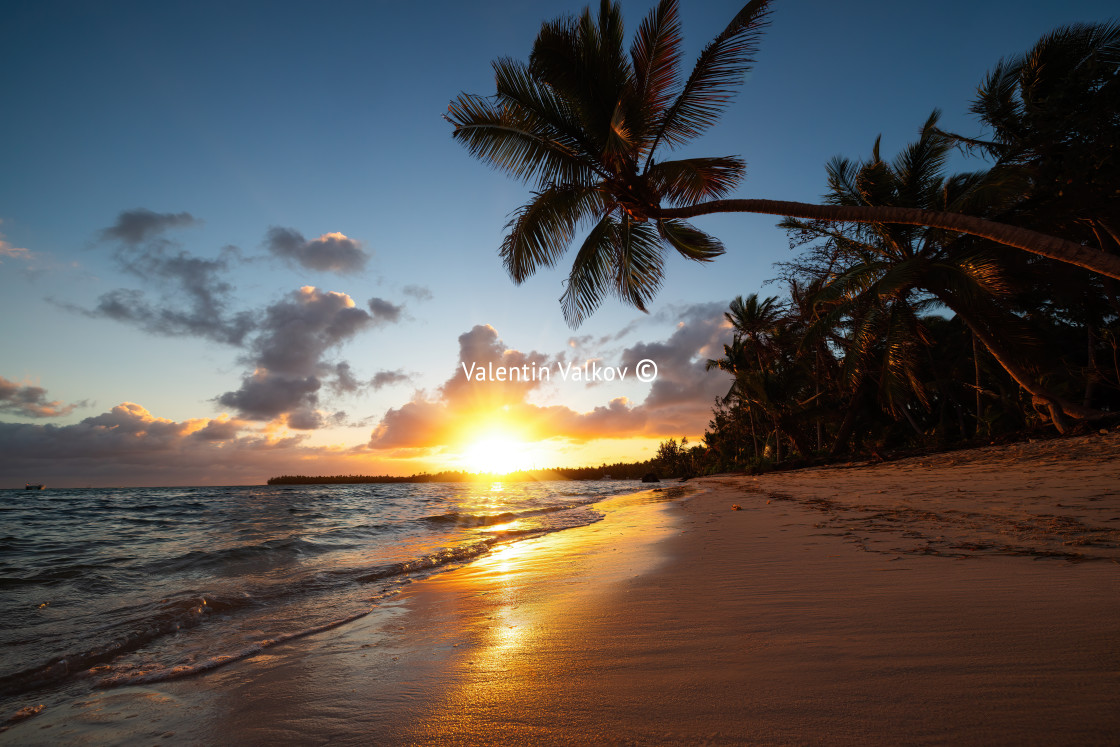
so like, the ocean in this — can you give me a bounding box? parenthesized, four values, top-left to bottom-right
(0, 480, 647, 719)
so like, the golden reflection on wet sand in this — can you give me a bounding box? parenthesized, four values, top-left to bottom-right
(404, 488, 689, 741)
(1, 488, 687, 744)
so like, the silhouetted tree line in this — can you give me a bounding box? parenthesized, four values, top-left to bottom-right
(267, 460, 656, 485)
(684, 23, 1120, 474)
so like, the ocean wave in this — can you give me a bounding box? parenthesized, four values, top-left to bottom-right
(95, 594, 394, 689)
(152, 536, 344, 574)
(0, 481, 645, 707)
(0, 591, 248, 698)
(354, 540, 496, 582)
(419, 502, 589, 528)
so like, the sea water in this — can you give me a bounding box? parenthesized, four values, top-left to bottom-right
(0, 480, 642, 718)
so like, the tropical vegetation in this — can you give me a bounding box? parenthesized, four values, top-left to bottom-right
(686, 18, 1119, 469)
(448, 1, 1120, 326)
(448, 1, 1118, 469)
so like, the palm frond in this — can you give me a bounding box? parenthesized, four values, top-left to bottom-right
(603, 99, 636, 162)
(970, 59, 1026, 146)
(491, 58, 606, 177)
(501, 185, 606, 283)
(656, 218, 725, 261)
(647, 156, 745, 205)
(561, 215, 617, 326)
(529, 5, 631, 154)
(614, 218, 665, 312)
(872, 257, 925, 300)
(558, 209, 665, 325)
(892, 111, 949, 208)
(629, 0, 683, 141)
(645, 0, 772, 162)
(446, 93, 598, 186)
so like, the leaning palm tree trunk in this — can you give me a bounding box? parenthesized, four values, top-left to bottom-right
(972, 332, 983, 437)
(655, 200, 1120, 281)
(945, 304, 1103, 431)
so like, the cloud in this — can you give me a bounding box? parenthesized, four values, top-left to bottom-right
(0, 242, 31, 262)
(83, 210, 401, 427)
(371, 369, 412, 390)
(0, 402, 377, 487)
(402, 284, 433, 302)
(218, 370, 322, 421)
(217, 287, 390, 425)
(265, 227, 369, 274)
(99, 209, 200, 245)
(285, 408, 324, 430)
(330, 364, 412, 395)
(85, 249, 256, 345)
(190, 415, 243, 442)
(83, 209, 253, 344)
(249, 287, 371, 377)
(0, 377, 88, 418)
(331, 362, 363, 394)
(619, 301, 730, 410)
(368, 309, 732, 451)
(367, 297, 403, 326)
(0, 220, 33, 263)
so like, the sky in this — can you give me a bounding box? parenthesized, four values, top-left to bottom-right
(1, 0, 1114, 487)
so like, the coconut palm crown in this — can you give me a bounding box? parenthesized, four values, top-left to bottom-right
(447, 0, 769, 325)
(448, 0, 1120, 327)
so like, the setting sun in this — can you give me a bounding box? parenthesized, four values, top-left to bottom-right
(460, 435, 532, 475)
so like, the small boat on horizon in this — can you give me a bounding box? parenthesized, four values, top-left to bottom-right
(25, 483, 44, 490)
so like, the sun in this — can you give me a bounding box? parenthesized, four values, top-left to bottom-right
(461, 435, 532, 475)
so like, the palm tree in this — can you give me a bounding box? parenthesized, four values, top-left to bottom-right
(786, 113, 1101, 432)
(940, 21, 1120, 254)
(724, 294, 782, 371)
(447, 0, 1120, 326)
(706, 293, 818, 460)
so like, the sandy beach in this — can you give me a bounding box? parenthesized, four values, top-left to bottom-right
(8, 432, 1120, 745)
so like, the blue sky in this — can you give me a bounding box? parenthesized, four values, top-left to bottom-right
(1, 0, 1114, 485)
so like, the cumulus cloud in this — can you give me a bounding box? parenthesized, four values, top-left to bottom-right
(99, 208, 200, 245)
(285, 408, 324, 430)
(329, 364, 411, 395)
(367, 297, 403, 326)
(218, 370, 322, 422)
(0, 402, 377, 487)
(620, 302, 730, 409)
(251, 287, 371, 376)
(265, 227, 369, 274)
(368, 309, 732, 451)
(217, 287, 389, 425)
(81, 210, 402, 426)
(0, 377, 88, 418)
(331, 362, 363, 394)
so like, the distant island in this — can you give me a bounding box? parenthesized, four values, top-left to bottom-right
(267, 461, 656, 485)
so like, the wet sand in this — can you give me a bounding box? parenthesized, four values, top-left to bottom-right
(7, 433, 1120, 744)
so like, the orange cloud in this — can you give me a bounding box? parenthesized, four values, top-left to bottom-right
(369, 305, 731, 458)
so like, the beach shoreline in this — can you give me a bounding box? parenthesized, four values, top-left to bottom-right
(399, 431, 1120, 744)
(6, 433, 1120, 745)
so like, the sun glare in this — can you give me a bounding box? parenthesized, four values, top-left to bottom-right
(461, 435, 531, 475)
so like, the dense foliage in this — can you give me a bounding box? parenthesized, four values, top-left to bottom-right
(677, 21, 1120, 472)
